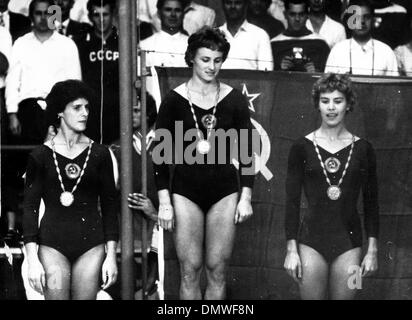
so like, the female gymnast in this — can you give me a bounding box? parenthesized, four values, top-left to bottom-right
(22, 80, 118, 300)
(284, 73, 379, 299)
(153, 27, 255, 300)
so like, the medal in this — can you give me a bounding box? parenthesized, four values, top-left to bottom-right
(60, 191, 74, 207)
(197, 139, 211, 154)
(65, 163, 81, 179)
(51, 138, 93, 207)
(186, 81, 220, 156)
(324, 157, 340, 173)
(327, 185, 341, 200)
(201, 114, 217, 129)
(313, 132, 355, 201)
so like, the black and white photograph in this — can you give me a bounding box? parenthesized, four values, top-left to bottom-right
(1, 0, 412, 309)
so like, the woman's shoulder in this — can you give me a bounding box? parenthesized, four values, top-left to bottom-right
(290, 136, 311, 152)
(29, 144, 50, 161)
(91, 142, 111, 155)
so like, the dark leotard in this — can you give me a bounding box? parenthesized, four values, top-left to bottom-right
(23, 143, 119, 263)
(153, 88, 255, 213)
(285, 137, 379, 263)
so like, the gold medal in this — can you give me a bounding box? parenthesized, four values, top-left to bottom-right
(324, 157, 341, 173)
(327, 185, 341, 200)
(197, 139, 211, 154)
(65, 163, 81, 179)
(60, 191, 74, 207)
(201, 114, 217, 129)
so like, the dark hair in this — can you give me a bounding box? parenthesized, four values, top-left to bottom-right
(347, 0, 373, 14)
(185, 27, 230, 67)
(156, 0, 189, 11)
(29, 0, 55, 20)
(87, 0, 116, 15)
(284, 0, 309, 12)
(312, 73, 356, 112)
(137, 91, 158, 128)
(46, 80, 94, 128)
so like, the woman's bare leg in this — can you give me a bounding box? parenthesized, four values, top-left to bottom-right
(38, 245, 71, 300)
(71, 244, 105, 300)
(298, 244, 329, 300)
(329, 247, 362, 300)
(204, 193, 238, 300)
(173, 194, 205, 300)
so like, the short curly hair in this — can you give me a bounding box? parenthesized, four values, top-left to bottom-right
(46, 80, 95, 128)
(312, 73, 356, 112)
(184, 26, 231, 67)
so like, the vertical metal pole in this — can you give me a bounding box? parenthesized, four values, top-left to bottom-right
(131, 0, 148, 301)
(118, 0, 134, 300)
(140, 50, 148, 300)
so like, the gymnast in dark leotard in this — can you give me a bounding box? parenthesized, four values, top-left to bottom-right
(22, 80, 119, 300)
(153, 27, 255, 300)
(284, 73, 379, 300)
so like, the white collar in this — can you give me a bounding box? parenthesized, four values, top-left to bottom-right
(351, 37, 374, 51)
(159, 30, 185, 38)
(222, 20, 250, 35)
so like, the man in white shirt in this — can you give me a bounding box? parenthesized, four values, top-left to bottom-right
(6, 0, 82, 144)
(307, 0, 346, 48)
(325, 0, 399, 76)
(140, 0, 188, 68)
(219, 0, 274, 71)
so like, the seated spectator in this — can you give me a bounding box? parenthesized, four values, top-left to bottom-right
(74, 0, 120, 144)
(140, 0, 188, 67)
(53, 0, 88, 39)
(394, 14, 412, 76)
(326, 0, 399, 76)
(247, 0, 285, 39)
(219, 0, 274, 71)
(371, 0, 408, 49)
(307, 0, 346, 48)
(0, 0, 31, 42)
(271, 0, 330, 72)
(5, 0, 82, 145)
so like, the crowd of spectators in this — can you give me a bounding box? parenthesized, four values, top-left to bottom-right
(0, 0, 411, 288)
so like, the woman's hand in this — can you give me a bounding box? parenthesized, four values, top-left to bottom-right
(234, 199, 253, 224)
(128, 193, 157, 221)
(284, 250, 302, 283)
(361, 251, 378, 277)
(361, 237, 378, 277)
(157, 190, 174, 231)
(158, 203, 174, 231)
(27, 257, 46, 295)
(101, 254, 118, 290)
(235, 188, 253, 224)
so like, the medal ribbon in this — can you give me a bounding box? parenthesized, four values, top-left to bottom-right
(313, 132, 355, 189)
(51, 138, 93, 199)
(186, 81, 220, 142)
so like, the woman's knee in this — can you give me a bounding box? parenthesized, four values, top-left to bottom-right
(180, 260, 203, 283)
(205, 259, 228, 284)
